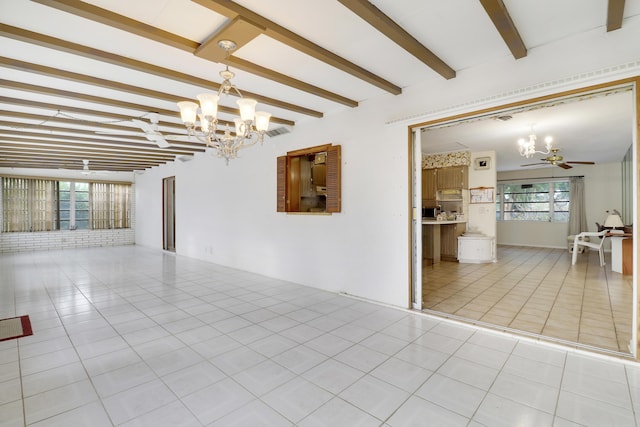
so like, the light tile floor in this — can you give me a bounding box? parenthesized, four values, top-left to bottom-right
(0, 246, 638, 426)
(423, 245, 634, 354)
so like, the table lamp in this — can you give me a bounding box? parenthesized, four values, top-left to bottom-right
(604, 210, 624, 233)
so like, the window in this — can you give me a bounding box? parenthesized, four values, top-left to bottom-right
(1, 177, 131, 232)
(496, 180, 569, 222)
(90, 182, 131, 229)
(277, 144, 341, 213)
(2, 177, 57, 232)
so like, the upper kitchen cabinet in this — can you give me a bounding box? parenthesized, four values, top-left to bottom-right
(277, 144, 341, 214)
(436, 166, 468, 190)
(422, 169, 437, 201)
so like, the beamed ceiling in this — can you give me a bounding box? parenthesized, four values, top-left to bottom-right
(0, 0, 636, 176)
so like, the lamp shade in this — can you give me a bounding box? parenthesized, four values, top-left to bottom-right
(236, 98, 257, 122)
(197, 93, 219, 118)
(604, 214, 624, 228)
(254, 111, 271, 132)
(177, 101, 198, 125)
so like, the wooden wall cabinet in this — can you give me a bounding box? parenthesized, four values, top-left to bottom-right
(422, 169, 437, 201)
(436, 166, 467, 190)
(422, 166, 468, 204)
(277, 144, 341, 213)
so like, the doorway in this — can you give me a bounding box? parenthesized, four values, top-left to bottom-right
(409, 78, 639, 358)
(163, 176, 176, 252)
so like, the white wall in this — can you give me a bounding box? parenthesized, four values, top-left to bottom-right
(135, 23, 640, 309)
(497, 163, 622, 248)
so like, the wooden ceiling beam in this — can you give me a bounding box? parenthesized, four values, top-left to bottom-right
(0, 96, 180, 127)
(0, 161, 148, 171)
(0, 56, 308, 122)
(0, 99, 221, 144)
(10, 2, 354, 110)
(193, 0, 402, 95)
(0, 109, 187, 134)
(479, 0, 527, 59)
(195, 16, 264, 62)
(0, 142, 177, 161)
(0, 78, 294, 127)
(0, 120, 203, 153)
(0, 155, 157, 168)
(337, 0, 455, 80)
(0, 24, 314, 116)
(0, 111, 205, 150)
(31, 0, 199, 51)
(224, 56, 360, 107)
(607, 0, 626, 31)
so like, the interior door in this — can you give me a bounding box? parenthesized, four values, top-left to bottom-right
(163, 176, 175, 252)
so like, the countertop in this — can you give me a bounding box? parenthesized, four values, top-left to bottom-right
(421, 219, 467, 225)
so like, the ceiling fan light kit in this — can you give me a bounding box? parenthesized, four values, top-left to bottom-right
(517, 125, 595, 169)
(517, 129, 553, 158)
(177, 39, 272, 164)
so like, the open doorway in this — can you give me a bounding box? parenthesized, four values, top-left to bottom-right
(163, 176, 176, 252)
(409, 78, 638, 358)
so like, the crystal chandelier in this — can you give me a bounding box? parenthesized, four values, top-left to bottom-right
(517, 126, 553, 158)
(177, 40, 271, 164)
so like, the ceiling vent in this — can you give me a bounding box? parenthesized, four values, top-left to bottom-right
(266, 126, 292, 138)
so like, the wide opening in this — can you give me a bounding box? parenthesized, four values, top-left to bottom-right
(410, 79, 638, 358)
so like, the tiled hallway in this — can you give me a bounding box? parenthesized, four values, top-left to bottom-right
(0, 246, 638, 426)
(423, 245, 634, 354)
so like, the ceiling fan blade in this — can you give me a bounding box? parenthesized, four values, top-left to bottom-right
(95, 130, 144, 136)
(557, 163, 573, 169)
(521, 163, 546, 167)
(565, 161, 595, 165)
(145, 133, 170, 148)
(165, 134, 193, 142)
(131, 119, 154, 133)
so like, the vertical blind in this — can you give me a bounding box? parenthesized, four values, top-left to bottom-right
(2, 177, 57, 232)
(90, 182, 131, 229)
(2, 177, 131, 232)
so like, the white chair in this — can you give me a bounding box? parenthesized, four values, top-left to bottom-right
(571, 230, 607, 266)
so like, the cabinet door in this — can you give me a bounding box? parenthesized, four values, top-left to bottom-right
(276, 156, 287, 212)
(325, 145, 341, 213)
(422, 169, 436, 200)
(436, 166, 467, 189)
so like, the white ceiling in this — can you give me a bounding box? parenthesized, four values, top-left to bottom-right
(0, 0, 639, 174)
(420, 87, 634, 171)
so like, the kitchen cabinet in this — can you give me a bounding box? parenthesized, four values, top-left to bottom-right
(422, 169, 436, 201)
(422, 220, 466, 263)
(422, 166, 468, 204)
(441, 222, 466, 261)
(437, 166, 467, 190)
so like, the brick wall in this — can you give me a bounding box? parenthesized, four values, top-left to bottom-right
(0, 228, 135, 253)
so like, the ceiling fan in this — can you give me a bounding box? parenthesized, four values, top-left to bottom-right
(59, 159, 110, 175)
(81, 159, 111, 175)
(96, 113, 170, 148)
(521, 148, 595, 169)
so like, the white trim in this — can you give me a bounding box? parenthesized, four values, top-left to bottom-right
(389, 59, 640, 127)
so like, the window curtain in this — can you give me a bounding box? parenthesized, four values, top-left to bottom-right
(568, 176, 587, 235)
(2, 177, 56, 232)
(90, 182, 130, 229)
